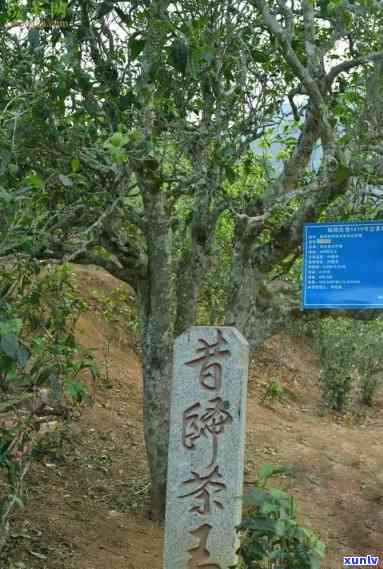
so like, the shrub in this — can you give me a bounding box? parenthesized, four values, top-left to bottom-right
(314, 317, 383, 411)
(236, 464, 324, 569)
(286, 313, 318, 339)
(353, 321, 383, 406)
(0, 259, 98, 554)
(314, 317, 357, 411)
(260, 378, 285, 405)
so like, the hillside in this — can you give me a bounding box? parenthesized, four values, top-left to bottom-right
(3, 265, 383, 569)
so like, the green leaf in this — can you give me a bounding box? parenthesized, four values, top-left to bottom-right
(311, 558, 322, 569)
(261, 501, 279, 514)
(50, 0, 68, 18)
(11, 495, 24, 508)
(1, 334, 20, 361)
(129, 38, 146, 60)
(48, 373, 62, 400)
(202, 49, 214, 64)
(19, 237, 34, 254)
(225, 165, 236, 184)
(28, 28, 40, 50)
(8, 163, 19, 175)
(77, 71, 92, 91)
(257, 463, 288, 483)
(109, 132, 127, 147)
(245, 515, 277, 533)
(0, 355, 15, 377)
(89, 365, 99, 382)
(242, 488, 271, 507)
(269, 488, 289, 500)
(70, 159, 80, 173)
(252, 49, 269, 63)
(118, 92, 139, 110)
(275, 519, 287, 536)
(169, 38, 188, 74)
(65, 380, 86, 399)
(23, 173, 44, 189)
(0, 190, 14, 203)
(17, 344, 29, 368)
(335, 164, 351, 186)
(188, 47, 201, 79)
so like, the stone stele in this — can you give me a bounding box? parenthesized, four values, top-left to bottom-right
(163, 326, 249, 569)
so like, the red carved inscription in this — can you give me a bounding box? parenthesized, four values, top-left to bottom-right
(185, 329, 231, 391)
(187, 524, 222, 569)
(182, 398, 233, 467)
(179, 465, 226, 515)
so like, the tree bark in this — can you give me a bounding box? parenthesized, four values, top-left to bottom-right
(138, 181, 174, 521)
(224, 218, 299, 350)
(174, 136, 222, 336)
(174, 217, 214, 336)
(225, 268, 300, 351)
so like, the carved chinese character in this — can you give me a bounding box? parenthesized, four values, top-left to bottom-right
(183, 402, 202, 450)
(185, 329, 231, 391)
(187, 524, 222, 569)
(201, 397, 233, 467)
(179, 465, 226, 515)
(182, 399, 233, 467)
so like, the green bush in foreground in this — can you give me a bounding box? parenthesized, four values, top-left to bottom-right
(315, 317, 383, 411)
(0, 260, 98, 554)
(236, 464, 324, 569)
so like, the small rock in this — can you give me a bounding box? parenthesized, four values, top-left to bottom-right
(29, 550, 47, 560)
(108, 510, 122, 518)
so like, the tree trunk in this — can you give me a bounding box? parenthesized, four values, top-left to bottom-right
(174, 233, 212, 336)
(138, 183, 174, 521)
(141, 332, 173, 520)
(174, 180, 220, 336)
(225, 263, 299, 350)
(225, 219, 299, 351)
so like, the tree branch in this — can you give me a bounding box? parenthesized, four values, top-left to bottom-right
(326, 50, 383, 89)
(263, 103, 321, 205)
(251, 0, 323, 110)
(302, 0, 317, 76)
(277, 0, 295, 36)
(251, 0, 337, 156)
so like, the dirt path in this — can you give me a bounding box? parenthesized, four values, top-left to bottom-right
(4, 266, 383, 569)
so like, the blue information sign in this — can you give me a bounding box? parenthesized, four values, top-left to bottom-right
(302, 221, 383, 309)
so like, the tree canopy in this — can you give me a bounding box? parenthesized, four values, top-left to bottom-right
(1, 0, 383, 518)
